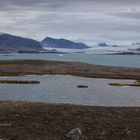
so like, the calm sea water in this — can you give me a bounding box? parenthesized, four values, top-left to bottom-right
(0, 53, 140, 68)
(0, 75, 140, 106)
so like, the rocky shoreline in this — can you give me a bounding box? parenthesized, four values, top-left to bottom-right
(0, 101, 140, 140)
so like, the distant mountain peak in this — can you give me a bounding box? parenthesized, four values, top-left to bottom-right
(41, 37, 90, 49)
(98, 43, 109, 47)
(0, 33, 45, 53)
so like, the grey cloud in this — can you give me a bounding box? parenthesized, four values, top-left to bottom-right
(0, 0, 140, 45)
(112, 12, 140, 20)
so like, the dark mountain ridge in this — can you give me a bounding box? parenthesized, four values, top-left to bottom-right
(41, 37, 90, 49)
(0, 33, 45, 53)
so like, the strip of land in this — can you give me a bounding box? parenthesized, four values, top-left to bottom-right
(0, 101, 140, 140)
(109, 83, 140, 87)
(0, 60, 140, 80)
(0, 80, 40, 84)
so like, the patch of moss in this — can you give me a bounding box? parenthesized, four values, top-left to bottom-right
(0, 80, 40, 84)
(109, 83, 140, 87)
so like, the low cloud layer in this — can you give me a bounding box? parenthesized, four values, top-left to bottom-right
(0, 0, 140, 45)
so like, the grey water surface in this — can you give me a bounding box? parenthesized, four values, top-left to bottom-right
(0, 75, 140, 106)
(0, 53, 140, 68)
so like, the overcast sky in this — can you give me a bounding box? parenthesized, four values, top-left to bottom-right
(0, 0, 140, 45)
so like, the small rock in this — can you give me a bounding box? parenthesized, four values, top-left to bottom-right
(65, 128, 83, 140)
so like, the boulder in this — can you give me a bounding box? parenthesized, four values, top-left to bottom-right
(65, 128, 83, 140)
